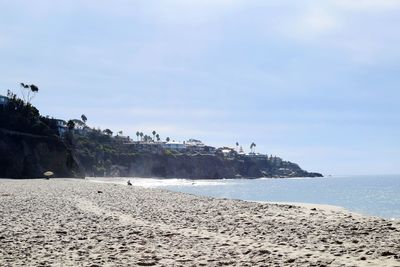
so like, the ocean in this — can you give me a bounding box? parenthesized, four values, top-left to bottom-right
(88, 175, 400, 220)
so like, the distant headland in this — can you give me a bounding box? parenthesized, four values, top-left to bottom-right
(0, 85, 323, 179)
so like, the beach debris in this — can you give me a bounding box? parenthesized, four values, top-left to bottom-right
(43, 171, 54, 179)
(127, 180, 132, 186)
(97, 191, 103, 194)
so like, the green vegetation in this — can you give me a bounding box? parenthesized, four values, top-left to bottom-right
(0, 90, 59, 136)
(72, 130, 138, 176)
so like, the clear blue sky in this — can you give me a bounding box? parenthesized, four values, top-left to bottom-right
(1, 1, 400, 175)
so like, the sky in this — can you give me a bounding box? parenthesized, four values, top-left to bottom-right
(1, 0, 400, 175)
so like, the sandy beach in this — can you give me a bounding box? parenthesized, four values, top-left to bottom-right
(0, 179, 399, 266)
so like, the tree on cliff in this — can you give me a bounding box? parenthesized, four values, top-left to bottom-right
(81, 114, 87, 124)
(20, 83, 39, 104)
(250, 142, 256, 153)
(103, 129, 113, 136)
(67, 120, 75, 131)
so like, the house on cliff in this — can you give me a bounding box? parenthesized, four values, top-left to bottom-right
(54, 119, 67, 136)
(0, 95, 9, 107)
(185, 139, 216, 154)
(186, 139, 205, 153)
(217, 147, 237, 159)
(129, 141, 164, 153)
(163, 141, 186, 152)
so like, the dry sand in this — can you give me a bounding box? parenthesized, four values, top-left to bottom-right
(0, 179, 399, 267)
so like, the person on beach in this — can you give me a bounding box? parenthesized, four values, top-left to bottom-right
(127, 180, 132, 186)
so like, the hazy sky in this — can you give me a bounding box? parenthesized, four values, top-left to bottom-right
(1, 0, 400, 175)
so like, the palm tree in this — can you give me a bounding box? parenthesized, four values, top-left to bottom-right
(156, 134, 160, 142)
(136, 131, 140, 141)
(152, 130, 156, 141)
(236, 142, 239, 150)
(140, 132, 144, 141)
(166, 137, 170, 142)
(250, 142, 257, 153)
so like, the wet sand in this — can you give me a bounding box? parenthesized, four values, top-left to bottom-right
(0, 179, 399, 266)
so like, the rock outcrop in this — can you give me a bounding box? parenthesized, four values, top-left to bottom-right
(0, 129, 83, 178)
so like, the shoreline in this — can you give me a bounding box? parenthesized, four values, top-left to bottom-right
(85, 176, 400, 220)
(1, 179, 399, 266)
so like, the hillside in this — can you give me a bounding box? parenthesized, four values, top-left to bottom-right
(0, 93, 322, 179)
(72, 131, 322, 179)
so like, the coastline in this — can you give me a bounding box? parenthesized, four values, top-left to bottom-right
(1, 178, 399, 266)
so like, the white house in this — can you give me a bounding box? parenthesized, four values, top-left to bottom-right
(186, 139, 206, 153)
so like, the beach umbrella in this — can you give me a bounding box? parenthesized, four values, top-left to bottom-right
(44, 171, 54, 177)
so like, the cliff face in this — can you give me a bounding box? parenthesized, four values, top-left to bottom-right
(125, 154, 237, 179)
(0, 130, 83, 178)
(84, 153, 322, 179)
(0, 129, 322, 179)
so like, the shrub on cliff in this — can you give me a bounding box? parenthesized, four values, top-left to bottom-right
(0, 91, 58, 136)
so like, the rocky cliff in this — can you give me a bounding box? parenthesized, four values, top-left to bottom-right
(0, 129, 83, 178)
(77, 151, 322, 179)
(0, 93, 322, 179)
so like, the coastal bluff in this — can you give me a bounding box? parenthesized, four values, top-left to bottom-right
(0, 129, 83, 178)
(0, 94, 322, 179)
(0, 128, 322, 179)
(91, 153, 322, 179)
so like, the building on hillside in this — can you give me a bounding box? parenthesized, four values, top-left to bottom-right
(237, 146, 246, 155)
(186, 139, 206, 153)
(72, 119, 85, 132)
(247, 152, 268, 160)
(0, 95, 9, 107)
(52, 119, 67, 136)
(185, 139, 216, 154)
(162, 141, 186, 152)
(129, 141, 164, 153)
(217, 147, 237, 159)
(203, 145, 216, 154)
(186, 139, 204, 146)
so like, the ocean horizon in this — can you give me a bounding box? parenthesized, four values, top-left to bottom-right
(88, 174, 400, 220)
